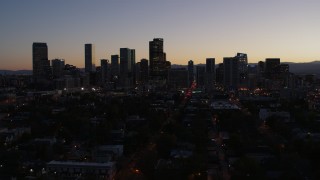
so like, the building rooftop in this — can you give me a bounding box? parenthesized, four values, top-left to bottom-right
(47, 161, 115, 167)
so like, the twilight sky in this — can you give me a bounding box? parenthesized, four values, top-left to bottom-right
(1, 0, 320, 70)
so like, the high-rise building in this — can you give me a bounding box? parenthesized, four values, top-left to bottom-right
(85, 44, 95, 73)
(51, 59, 65, 78)
(120, 48, 133, 88)
(257, 61, 265, 77)
(111, 55, 119, 77)
(223, 57, 239, 89)
(33, 42, 51, 81)
(196, 66, 206, 88)
(101, 59, 109, 84)
(130, 49, 136, 85)
(206, 58, 215, 73)
(216, 63, 224, 85)
(149, 38, 166, 78)
(140, 59, 149, 84)
(188, 60, 194, 86)
(265, 58, 280, 79)
(280, 64, 290, 87)
(206, 58, 215, 89)
(135, 62, 141, 84)
(235, 53, 248, 87)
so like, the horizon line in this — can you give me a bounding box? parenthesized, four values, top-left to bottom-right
(1, 60, 320, 71)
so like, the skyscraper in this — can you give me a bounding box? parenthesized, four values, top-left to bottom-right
(140, 59, 149, 84)
(32, 42, 50, 80)
(206, 58, 215, 89)
(111, 55, 119, 77)
(188, 60, 194, 86)
(149, 38, 166, 78)
(135, 62, 141, 84)
(51, 59, 65, 78)
(101, 59, 109, 84)
(130, 49, 136, 85)
(120, 48, 133, 88)
(235, 53, 248, 87)
(257, 61, 265, 77)
(85, 44, 95, 73)
(265, 58, 280, 79)
(223, 57, 239, 89)
(216, 63, 224, 85)
(196, 66, 206, 88)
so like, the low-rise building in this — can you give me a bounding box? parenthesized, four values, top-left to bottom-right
(93, 145, 123, 162)
(46, 161, 116, 179)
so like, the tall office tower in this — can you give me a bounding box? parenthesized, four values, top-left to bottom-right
(188, 60, 194, 86)
(135, 62, 141, 83)
(265, 58, 280, 79)
(33, 42, 51, 80)
(216, 63, 224, 85)
(235, 53, 248, 87)
(196, 66, 206, 88)
(149, 38, 166, 78)
(85, 44, 95, 73)
(51, 59, 65, 78)
(111, 55, 119, 77)
(101, 59, 109, 84)
(140, 59, 149, 84)
(206, 58, 215, 89)
(120, 48, 133, 88)
(130, 49, 136, 85)
(257, 61, 265, 77)
(223, 57, 239, 89)
(280, 64, 290, 87)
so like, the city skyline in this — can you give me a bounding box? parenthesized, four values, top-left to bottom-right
(1, 0, 320, 70)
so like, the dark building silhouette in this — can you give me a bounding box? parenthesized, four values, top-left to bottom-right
(140, 59, 149, 84)
(168, 68, 189, 89)
(279, 63, 290, 87)
(235, 53, 248, 87)
(149, 38, 169, 84)
(101, 59, 109, 85)
(110, 55, 119, 88)
(135, 62, 141, 84)
(32, 42, 51, 81)
(120, 48, 134, 88)
(265, 58, 280, 79)
(280, 64, 289, 74)
(223, 57, 239, 89)
(216, 63, 224, 85)
(247, 65, 258, 90)
(257, 61, 265, 77)
(206, 58, 215, 89)
(111, 55, 119, 77)
(131, 49, 136, 85)
(51, 59, 65, 78)
(85, 44, 95, 73)
(196, 66, 206, 88)
(188, 60, 194, 86)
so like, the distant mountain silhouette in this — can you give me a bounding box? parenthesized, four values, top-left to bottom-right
(173, 61, 320, 76)
(273, 61, 320, 75)
(1, 61, 319, 76)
